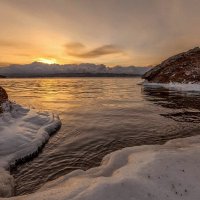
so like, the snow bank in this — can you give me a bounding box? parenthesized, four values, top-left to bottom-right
(3, 135, 200, 200)
(0, 102, 61, 197)
(143, 81, 200, 92)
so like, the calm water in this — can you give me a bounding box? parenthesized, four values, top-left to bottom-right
(1, 77, 200, 196)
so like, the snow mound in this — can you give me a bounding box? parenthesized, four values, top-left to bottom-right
(143, 81, 200, 92)
(3, 135, 200, 200)
(0, 102, 61, 197)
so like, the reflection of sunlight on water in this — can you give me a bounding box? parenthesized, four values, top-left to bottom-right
(1, 78, 143, 113)
(37, 79, 76, 110)
(1, 78, 84, 111)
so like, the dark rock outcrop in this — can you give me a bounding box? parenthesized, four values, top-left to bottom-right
(143, 47, 200, 83)
(0, 86, 8, 112)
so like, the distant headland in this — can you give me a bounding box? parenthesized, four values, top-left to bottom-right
(0, 63, 150, 78)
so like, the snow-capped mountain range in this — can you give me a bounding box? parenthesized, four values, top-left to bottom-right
(0, 62, 151, 77)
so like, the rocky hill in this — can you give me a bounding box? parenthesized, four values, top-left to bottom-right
(0, 86, 8, 112)
(143, 47, 200, 83)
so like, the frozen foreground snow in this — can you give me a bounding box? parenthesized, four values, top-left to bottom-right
(2, 135, 200, 200)
(0, 102, 61, 197)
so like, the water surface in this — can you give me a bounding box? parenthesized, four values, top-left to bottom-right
(1, 77, 200, 195)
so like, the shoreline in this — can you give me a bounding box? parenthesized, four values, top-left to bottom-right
(3, 134, 200, 200)
(1, 81, 200, 199)
(0, 102, 61, 198)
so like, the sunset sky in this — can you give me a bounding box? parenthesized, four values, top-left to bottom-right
(0, 0, 199, 67)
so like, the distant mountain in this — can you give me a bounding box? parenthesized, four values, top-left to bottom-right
(0, 62, 151, 78)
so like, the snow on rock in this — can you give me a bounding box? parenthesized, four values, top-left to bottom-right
(143, 47, 200, 83)
(143, 81, 200, 92)
(0, 101, 61, 197)
(3, 135, 200, 200)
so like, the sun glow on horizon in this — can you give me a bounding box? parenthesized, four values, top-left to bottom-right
(35, 58, 57, 65)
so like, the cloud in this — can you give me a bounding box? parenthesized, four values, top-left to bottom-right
(0, 40, 29, 48)
(0, 40, 16, 47)
(65, 42, 123, 58)
(65, 42, 86, 49)
(0, 62, 11, 66)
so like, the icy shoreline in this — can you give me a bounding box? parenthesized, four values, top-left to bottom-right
(0, 102, 61, 197)
(1, 135, 200, 200)
(143, 81, 200, 92)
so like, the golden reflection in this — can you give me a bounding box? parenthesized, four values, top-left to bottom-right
(37, 79, 77, 109)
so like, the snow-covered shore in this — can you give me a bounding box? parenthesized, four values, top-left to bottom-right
(0, 102, 61, 197)
(1, 135, 200, 200)
(143, 81, 200, 92)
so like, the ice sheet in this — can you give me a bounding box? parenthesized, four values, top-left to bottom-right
(0, 102, 61, 197)
(143, 81, 200, 92)
(4, 135, 200, 200)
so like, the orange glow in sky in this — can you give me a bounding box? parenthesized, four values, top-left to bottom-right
(35, 58, 57, 65)
(0, 0, 199, 67)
